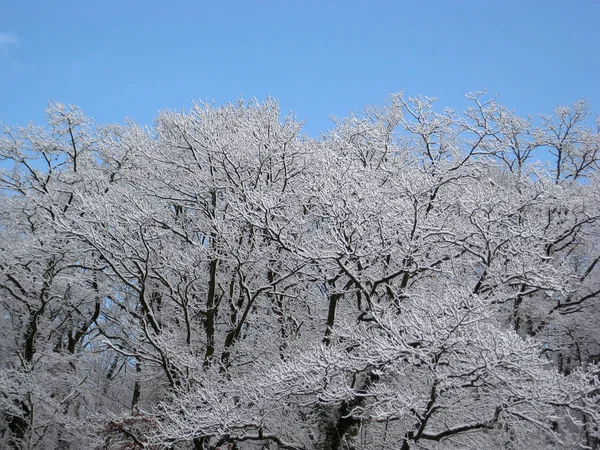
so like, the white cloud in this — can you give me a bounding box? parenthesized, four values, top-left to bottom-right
(0, 31, 19, 47)
(0, 32, 24, 73)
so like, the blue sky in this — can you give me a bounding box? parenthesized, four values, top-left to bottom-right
(1, 0, 598, 137)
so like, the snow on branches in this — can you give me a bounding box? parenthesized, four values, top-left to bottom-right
(1, 94, 599, 449)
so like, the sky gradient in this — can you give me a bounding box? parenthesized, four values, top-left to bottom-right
(1, 1, 598, 137)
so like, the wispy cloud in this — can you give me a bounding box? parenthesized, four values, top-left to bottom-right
(0, 31, 24, 73)
(0, 31, 19, 48)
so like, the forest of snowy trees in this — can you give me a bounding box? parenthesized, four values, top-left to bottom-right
(1, 93, 599, 449)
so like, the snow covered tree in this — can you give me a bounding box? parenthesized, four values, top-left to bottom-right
(1, 94, 599, 449)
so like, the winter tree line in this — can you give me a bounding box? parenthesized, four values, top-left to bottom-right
(0, 92, 599, 449)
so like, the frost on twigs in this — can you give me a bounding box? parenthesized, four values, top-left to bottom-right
(1, 95, 600, 449)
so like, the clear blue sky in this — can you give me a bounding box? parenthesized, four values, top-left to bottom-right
(1, 0, 598, 137)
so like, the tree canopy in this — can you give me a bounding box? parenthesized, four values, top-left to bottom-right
(1, 93, 599, 449)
